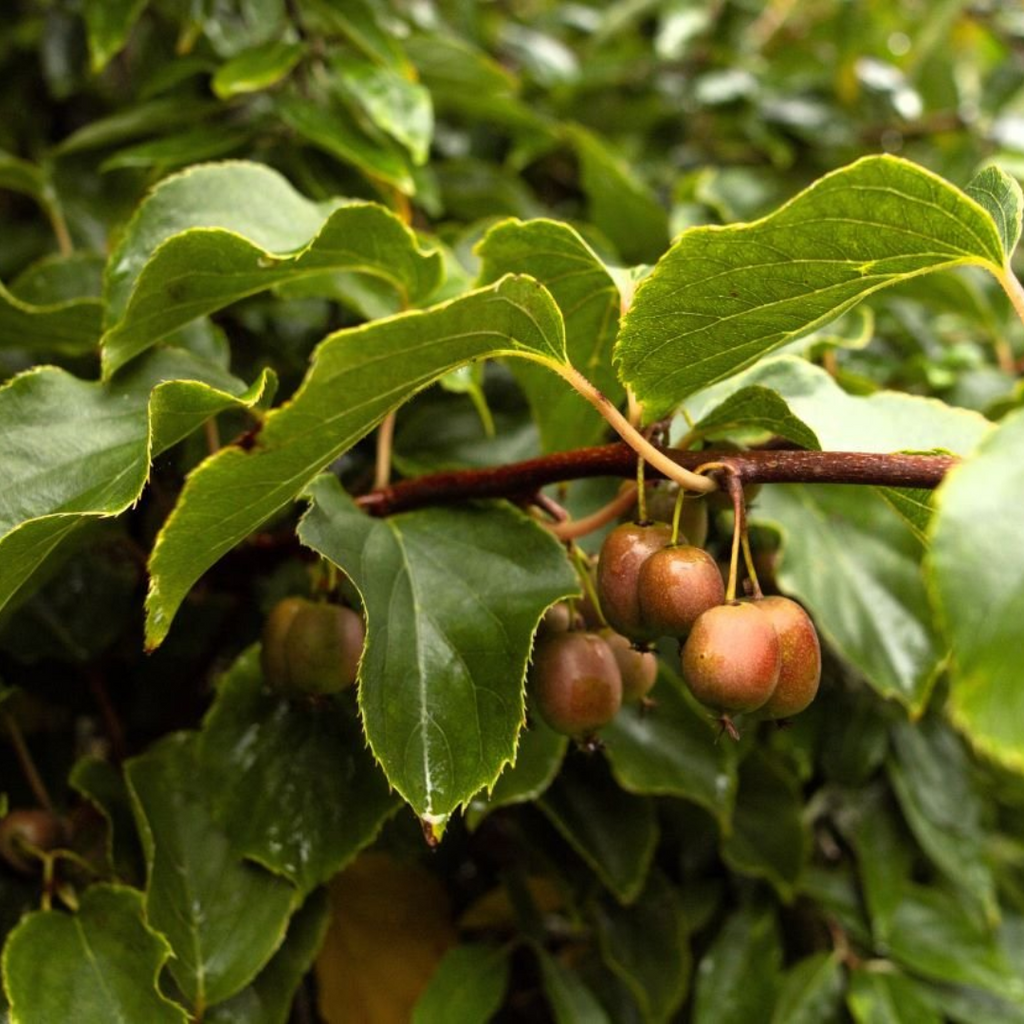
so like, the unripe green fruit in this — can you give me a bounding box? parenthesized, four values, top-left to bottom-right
(530, 632, 623, 738)
(681, 602, 780, 713)
(261, 597, 365, 696)
(754, 596, 821, 718)
(637, 545, 725, 637)
(600, 629, 657, 702)
(0, 810, 66, 874)
(597, 523, 672, 641)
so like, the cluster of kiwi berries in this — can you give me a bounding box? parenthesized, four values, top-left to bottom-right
(529, 484, 821, 742)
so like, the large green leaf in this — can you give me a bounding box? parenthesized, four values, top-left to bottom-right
(1, 885, 187, 1024)
(144, 275, 569, 649)
(297, 476, 576, 825)
(593, 871, 690, 1023)
(618, 155, 1011, 416)
(0, 280, 101, 355)
(602, 672, 738, 830)
(0, 349, 273, 618)
(928, 408, 1024, 769)
(477, 218, 622, 451)
(198, 645, 398, 893)
(411, 944, 510, 1024)
(537, 756, 658, 904)
(126, 734, 299, 1010)
(206, 890, 330, 1024)
(754, 484, 944, 712)
(100, 162, 443, 375)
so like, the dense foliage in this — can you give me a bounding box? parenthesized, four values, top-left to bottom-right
(3, 2, 1024, 1021)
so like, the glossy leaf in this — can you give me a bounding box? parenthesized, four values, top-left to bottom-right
(888, 718, 996, 920)
(538, 756, 658, 904)
(198, 645, 399, 894)
(298, 476, 577, 823)
(465, 717, 567, 830)
(770, 952, 844, 1024)
(2, 884, 187, 1024)
(315, 853, 456, 1024)
(126, 733, 299, 1008)
(602, 673, 737, 830)
(593, 871, 690, 1022)
(692, 903, 782, 1024)
(337, 58, 433, 165)
(847, 968, 943, 1024)
(144, 275, 569, 649)
(928, 408, 1024, 769)
(618, 155, 1009, 416)
(101, 162, 443, 375)
(721, 750, 807, 901)
(754, 484, 944, 711)
(212, 41, 306, 99)
(207, 890, 330, 1024)
(687, 384, 821, 448)
(412, 944, 510, 1024)
(536, 947, 612, 1024)
(0, 281, 101, 354)
(0, 349, 273, 617)
(477, 218, 622, 451)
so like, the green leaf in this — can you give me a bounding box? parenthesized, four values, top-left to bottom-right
(538, 756, 658, 904)
(277, 91, 416, 194)
(0, 349, 273, 618)
(567, 124, 670, 264)
(9, 252, 105, 305)
(82, 0, 149, 71)
(888, 718, 996, 920)
(198, 645, 399, 894)
(1, 884, 187, 1024)
(885, 884, 1024, 1001)
(55, 97, 220, 155)
(99, 125, 253, 175)
(770, 952, 844, 1024)
(928, 408, 1024, 769)
(206, 890, 330, 1024)
(101, 162, 442, 375)
(303, 0, 412, 74)
(412, 944, 510, 1024)
(465, 717, 567, 829)
(478, 218, 623, 451)
(687, 385, 821, 448)
(336, 58, 434, 165)
(0, 280, 102, 355)
(593, 871, 690, 1022)
(618, 155, 1009, 416)
(126, 733, 299, 1009)
(144, 275, 568, 649)
(212, 41, 306, 99)
(847, 967, 943, 1024)
(965, 165, 1023, 257)
(298, 476, 576, 823)
(602, 672, 737, 830)
(536, 946, 611, 1024)
(720, 749, 807, 901)
(0, 150, 47, 202)
(692, 903, 782, 1024)
(69, 756, 143, 883)
(754, 484, 944, 711)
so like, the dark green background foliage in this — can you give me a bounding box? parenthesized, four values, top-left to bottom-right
(2, 1, 1024, 1021)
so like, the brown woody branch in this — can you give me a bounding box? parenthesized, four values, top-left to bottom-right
(356, 443, 958, 517)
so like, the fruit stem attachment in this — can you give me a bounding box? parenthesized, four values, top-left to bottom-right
(551, 363, 718, 496)
(548, 484, 637, 542)
(670, 489, 686, 546)
(636, 457, 648, 522)
(571, 545, 608, 628)
(374, 410, 398, 490)
(3, 712, 54, 813)
(720, 473, 763, 599)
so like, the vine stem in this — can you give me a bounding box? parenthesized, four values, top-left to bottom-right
(996, 265, 1024, 331)
(357, 444, 958, 517)
(552, 364, 718, 495)
(3, 712, 54, 812)
(548, 485, 637, 541)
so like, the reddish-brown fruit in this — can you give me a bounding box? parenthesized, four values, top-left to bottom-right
(754, 596, 821, 718)
(261, 597, 365, 696)
(530, 632, 623, 738)
(643, 485, 709, 549)
(537, 601, 575, 638)
(681, 602, 780, 713)
(597, 523, 672, 640)
(637, 545, 725, 637)
(0, 810, 66, 874)
(600, 629, 658, 702)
